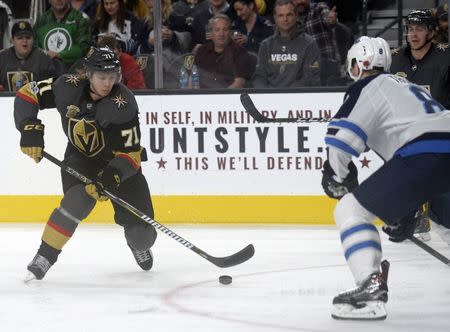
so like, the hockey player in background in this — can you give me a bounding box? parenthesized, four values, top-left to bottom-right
(322, 36, 450, 320)
(14, 47, 157, 282)
(390, 9, 450, 241)
(391, 9, 450, 108)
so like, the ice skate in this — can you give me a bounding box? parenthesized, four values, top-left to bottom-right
(129, 245, 153, 271)
(332, 260, 389, 320)
(413, 209, 431, 242)
(24, 254, 52, 283)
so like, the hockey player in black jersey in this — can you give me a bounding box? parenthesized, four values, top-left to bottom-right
(14, 47, 157, 282)
(390, 9, 450, 241)
(391, 9, 450, 108)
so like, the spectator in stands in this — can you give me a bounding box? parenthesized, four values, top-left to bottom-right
(0, 21, 56, 91)
(0, 0, 12, 49)
(34, 0, 90, 71)
(93, 0, 147, 55)
(232, 0, 273, 54)
(172, 0, 207, 32)
(293, 0, 344, 85)
(2, 0, 21, 16)
(191, 0, 236, 49)
(124, 0, 149, 19)
(96, 34, 147, 89)
(253, 0, 320, 88)
(325, 0, 361, 34)
(140, 0, 191, 54)
(70, 0, 98, 19)
(194, 14, 252, 88)
(434, 3, 448, 44)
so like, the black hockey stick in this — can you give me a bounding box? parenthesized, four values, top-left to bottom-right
(42, 151, 255, 268)
(240, 93, 331, 123)
(408, 235, 450, 267)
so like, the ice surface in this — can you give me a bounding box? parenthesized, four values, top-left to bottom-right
(0, 224, 449, 332)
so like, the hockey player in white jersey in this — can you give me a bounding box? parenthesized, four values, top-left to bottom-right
(321, 36, 450, 320)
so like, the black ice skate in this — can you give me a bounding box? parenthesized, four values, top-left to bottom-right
(332, 260, 390, 320)
(24, 254, 52, 283)
(129, 245, 153, 271)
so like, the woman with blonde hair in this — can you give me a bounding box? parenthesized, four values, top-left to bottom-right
(124, 0, 149, 19)
(139, 0, 191, 54)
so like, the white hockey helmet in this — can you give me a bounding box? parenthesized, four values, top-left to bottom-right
(346, 36, 392, 81)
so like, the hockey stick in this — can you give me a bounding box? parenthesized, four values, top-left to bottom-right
(42, 151, 255, 268)
(408, 235, 450, 267)
(240, 93, 331, 123)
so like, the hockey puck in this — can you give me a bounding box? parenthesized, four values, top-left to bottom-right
(219, 275, 232, 285)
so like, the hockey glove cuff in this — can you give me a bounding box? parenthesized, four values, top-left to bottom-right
(19, 120, 44, 163)
(321, 160, 358, 199)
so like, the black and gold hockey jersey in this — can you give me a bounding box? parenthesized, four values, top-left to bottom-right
(14, 74, 143, 179)
(390, 43, 450, 108)
(0, 46, 56, 91)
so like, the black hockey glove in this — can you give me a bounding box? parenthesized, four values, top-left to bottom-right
(321, 160, 358, 199)
(99, 165, 122, 189)
(382, 210, 419, 243)
(19, 120, 45, 163)
(85, 165, 122, 201)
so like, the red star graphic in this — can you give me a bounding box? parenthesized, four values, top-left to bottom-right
(359, 156, 371, 168)
(156, 157, 167, 169)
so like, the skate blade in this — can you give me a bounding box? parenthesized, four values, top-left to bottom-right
(332, 301, 387, 320)
(24, 271, 37, 284)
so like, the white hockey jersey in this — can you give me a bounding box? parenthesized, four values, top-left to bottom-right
(325, 73, 450, 181)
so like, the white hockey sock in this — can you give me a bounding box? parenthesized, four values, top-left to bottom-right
(335, 194, 382, 285)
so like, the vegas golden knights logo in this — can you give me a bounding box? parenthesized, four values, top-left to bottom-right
(68, 119, 105, 157)
(183, 55, 194, 71)
(135, 55, 148, 70)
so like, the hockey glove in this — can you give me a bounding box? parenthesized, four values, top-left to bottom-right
(85, 182, 108, 202)
(19, 120, 44, 163)
(84, 165, 122, 201)
(321, 160, 358, 199)
(382, 210, 419, 243)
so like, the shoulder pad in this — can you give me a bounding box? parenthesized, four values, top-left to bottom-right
(18, 78, 53, 97)
(53, 74, 88, 101)
(96, 84, 138, 126)
(60, 74, 85, 87)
